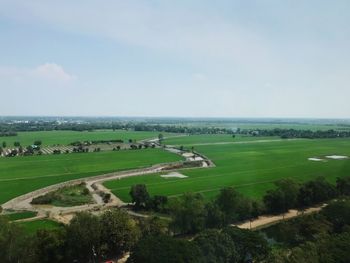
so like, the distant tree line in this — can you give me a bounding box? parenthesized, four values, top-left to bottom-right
(0, 131, 17, 137)
(0, 121, 235, 135)
(238, 128, 350, 139)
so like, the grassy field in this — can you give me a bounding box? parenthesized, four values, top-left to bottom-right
(164, 134, 279, 146)
(0, 130, 173, 147)
(105, 137, 350, 202)
(0, 148, 182, 204)
(17, 219, 62, 234)
(1, 211, 37, 221)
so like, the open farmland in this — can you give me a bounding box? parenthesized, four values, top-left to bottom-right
(0, 130, 172, 147)
(0, 148, 182, 204)
(105, 137, 350, 202)
(164, 134, 280, 146)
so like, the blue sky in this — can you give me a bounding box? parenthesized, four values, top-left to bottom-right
(0, 0, 349, 118)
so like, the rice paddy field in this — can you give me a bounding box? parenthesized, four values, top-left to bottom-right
(0, 148, 182, 204)
(104, 135, 350, 202)
(0, 130, 172, 147)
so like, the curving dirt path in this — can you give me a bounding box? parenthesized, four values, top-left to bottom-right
(1, 140, 210, 224)
(233, 204, 327, 230)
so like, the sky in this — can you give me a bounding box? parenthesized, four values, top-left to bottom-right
(0, 0, 349, 118)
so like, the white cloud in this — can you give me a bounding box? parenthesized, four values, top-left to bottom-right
(31, 63, 75, 81)
(0, 63, 75, 83)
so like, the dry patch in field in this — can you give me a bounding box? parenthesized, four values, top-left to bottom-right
(160, 172, 188, 179)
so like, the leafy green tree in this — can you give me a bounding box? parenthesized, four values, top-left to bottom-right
(65, 212, 101, 262)
(0, 217, 33, 263)
(33, 140, 42, 146)
(322, 200, 350, 232)
(13, 141, 20, 147)
(298, 177, 337, 207)
(138, 216, 167, 237)
(128, 234, 203, 263)
(263, 179, 300, 214)
(158, 133, 164, 143)
(337, 176, 350, 196)
(100, 209, 140, 258)
(130, 184, 150, 210)
(2, 141, 6, 148)
(205, 202, 225, 228)
(194, 229, 238, 263)
(170, 193, 206, 234)
(223, 226, 270, 262)
(32, 229, 66, 263)
(215, 187, 250, 223)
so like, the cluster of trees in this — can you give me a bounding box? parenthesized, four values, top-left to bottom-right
(239, 128, 350, 139)
(129, 185, 263, 235)
(0, 131, 17, 137)
(129, 227, 269, 263)
(265, 199, 350, 263)
(169, 189, 262, 235)
(70, 139, 124, 146)
(134, 124, 234, 135)
(131, 176, 350, 236)
(1, 140, 42, 157)
(0, 210, 140, 263)
(129, 184, 168, 212)
(262, 176, 348, 214)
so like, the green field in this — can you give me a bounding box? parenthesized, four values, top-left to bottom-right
(1, 211, 37, 221)
(0, 148, 182, 204)
(0, 130, 172, 147)
(164, 134, 279, 146)
(105, 137, 350, 202)
(17, 219, 62, 234)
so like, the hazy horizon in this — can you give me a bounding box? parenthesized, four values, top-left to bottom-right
(1, 1, 349, 118)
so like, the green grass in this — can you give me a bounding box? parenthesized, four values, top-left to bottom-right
(32, 183, 93, 207)
(1, 211, 37, 221)
(164, 134, 280, 146)
(0, 148, 182, 204)
(105, 138, 350, 202)
(0, 130, 174, 147)
(17, 219, 62, 234)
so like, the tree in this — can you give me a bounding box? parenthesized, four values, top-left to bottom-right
(169, 193, 206, 234)
(129, 184, 150, 210)
(158, 133, 164, 144)
(128, 234, 202, 263)
(298, 177, 337, 207)
(32, 229, 66, 263)
(138, 216, 167, 237)
(0, 217, 33, 263)
(205, 202, 225, 229)
(336, 176, 350, 196)
(13, 141, 20, 147)
(194, 229, 238, 263)
(322, 200, 350, 232)
(2, 141, 6, 148)
(263, 179, 300, 214)
(147, 195, 168, 212)
(65, 212, 101, 262)
(100, 209, 140, 258)
(215, 187, 251, 223)
(223, 226, 270, 262)
(33, 140, 42, 146)
(102, 193, 111, 203)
